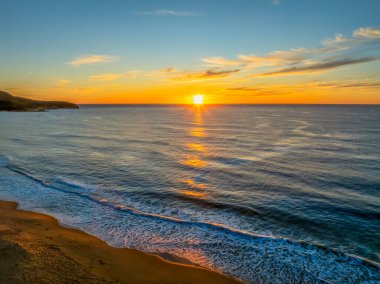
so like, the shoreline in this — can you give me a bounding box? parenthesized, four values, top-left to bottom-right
(0, 200, 241, 284)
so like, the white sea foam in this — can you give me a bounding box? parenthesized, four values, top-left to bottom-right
(0, 165, 378, 284)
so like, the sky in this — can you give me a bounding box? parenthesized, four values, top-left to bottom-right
(0, 0, 380, 104)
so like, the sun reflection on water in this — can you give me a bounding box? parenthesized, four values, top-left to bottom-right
(186, 143, 206, 152)
(178, 107, 209, 198)
(181, 178, 206, 189)
(180, 190, 206, 198)
(190, 128, 206, 137)
(182, 156, 208, 168)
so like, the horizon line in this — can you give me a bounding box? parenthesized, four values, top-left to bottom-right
(77, 103, 380, 106)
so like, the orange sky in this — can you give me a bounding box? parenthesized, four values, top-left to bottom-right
(9, 77, 380, 105)
(1, 1, 380, 104)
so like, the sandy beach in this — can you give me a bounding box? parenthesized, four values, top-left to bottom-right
(0, 200, 240, 284)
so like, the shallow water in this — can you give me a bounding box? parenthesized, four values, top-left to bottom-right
(0, 105, 379, 283)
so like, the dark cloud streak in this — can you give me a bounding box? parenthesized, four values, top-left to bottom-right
(261, 57, 378, 76)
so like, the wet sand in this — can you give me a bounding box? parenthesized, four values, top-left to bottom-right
(0, 200, 241, 284)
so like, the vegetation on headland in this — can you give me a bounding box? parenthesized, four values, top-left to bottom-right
(0, 91, 78, 111)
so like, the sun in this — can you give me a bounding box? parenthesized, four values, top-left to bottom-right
(193, 95, 204, 105)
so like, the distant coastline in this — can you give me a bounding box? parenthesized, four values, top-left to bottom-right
(0, 91, 78, 111)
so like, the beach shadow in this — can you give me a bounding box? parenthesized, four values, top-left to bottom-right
(0, 238, 30, 283)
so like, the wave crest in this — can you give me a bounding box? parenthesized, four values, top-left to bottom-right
(2, 164, 379, 283)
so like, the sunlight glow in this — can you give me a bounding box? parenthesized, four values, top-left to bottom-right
(193, 95, 204, 105)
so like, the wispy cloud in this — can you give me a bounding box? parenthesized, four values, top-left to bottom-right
(259, 57, 378, 76)
(55, 79, 70, 87)
(225, 86, 283, 97)
(239, 42, 350, 68)
(311, 80, 380, 88)
(90, 71, 139, 81)
(67, 54, 118, 66)
(353, 27, 380, 39)
(322, 33, 352, 46)
(205, 43, 349, 71)
(239, 50, 304, 67)
(227, 87, 264, 92)
(272, 0, 281, 5)
(154, 67, 240, 82)
(136, 9, 203, 16)
(223, 78, 380, 99)
(2, 87, 23, 91)
(145, 25, 379, 86)
(199, 26, 380, 79)
(202, 57, 244, 67)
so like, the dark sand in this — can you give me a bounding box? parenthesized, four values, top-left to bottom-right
(0, 200, 241, 284)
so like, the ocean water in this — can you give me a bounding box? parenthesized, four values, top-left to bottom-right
(0, 105, 379, 283)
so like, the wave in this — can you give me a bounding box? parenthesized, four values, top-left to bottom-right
(2, 162, 379, 283)
(135, 190, 261, 217)
(6, 164, 270, 235)
(174, 193, 261, 217)
(0, 154, 10, 167)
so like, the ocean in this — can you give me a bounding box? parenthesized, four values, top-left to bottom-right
(0, 105, 379, 283)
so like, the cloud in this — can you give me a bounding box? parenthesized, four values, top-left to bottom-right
(1, 87, 23, 91)
(151, 67, 240, 81)
(202, 57, 243, 67)
(137, 9, 203, 16)
(239, 50, 304, 67)
(223, 79, 380, 98)
(173, 69, 239, 81)
(312, 80, 380, 88)
(353, 27, 380, 39)
(322, 33, 351, 46)
(148, 67, 178, 78)
(55, 79, 70, 87)
(227, 87, 263, 91)
(224, 79, 380, 97)
(239, 43, 350, 69)
(339, 82, 380, 88)
(259, 57, 378, 76)
(160, 67, 177, 74)
(90, 71, 139, 81)
(67, 54, 118, 66)
(201, 25, 379, 77)
(272, 0, 281, 5)
(147, 25, 380, 83)
(225, 86, 283, 97)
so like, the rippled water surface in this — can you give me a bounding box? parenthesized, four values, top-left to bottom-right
(0, 105, 379, 283)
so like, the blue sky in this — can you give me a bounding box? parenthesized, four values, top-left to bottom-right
(1, 0, 380, 103)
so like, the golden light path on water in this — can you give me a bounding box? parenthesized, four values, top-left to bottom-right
(179, 106, 209, 198)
